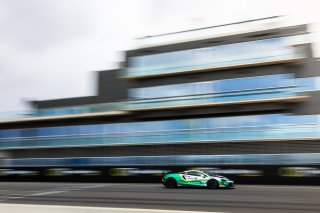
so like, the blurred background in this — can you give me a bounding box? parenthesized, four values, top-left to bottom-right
(1, 0, 320, 185)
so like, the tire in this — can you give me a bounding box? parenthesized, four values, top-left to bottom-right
(165, 178, 177, 188)
(207, 179, 219, 189)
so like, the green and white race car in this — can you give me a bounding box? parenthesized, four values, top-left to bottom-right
(162, 170, 234, 189)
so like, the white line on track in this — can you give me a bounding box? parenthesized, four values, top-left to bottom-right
(237, 184, 320, 190)
(0, 184, 113, 202)
(54, 183, 113, 191)
(27, 191, 66, 197)
(0, 204, 228, 213)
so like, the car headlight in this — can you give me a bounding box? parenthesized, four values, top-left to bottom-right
(221, 179, 228, 184)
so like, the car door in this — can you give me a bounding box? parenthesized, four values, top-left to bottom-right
(184, 171, 204, 186)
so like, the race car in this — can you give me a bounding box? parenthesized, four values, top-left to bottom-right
(162, 170, 234, 189)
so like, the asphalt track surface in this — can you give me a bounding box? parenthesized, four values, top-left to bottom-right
(0, 182, 320, 213)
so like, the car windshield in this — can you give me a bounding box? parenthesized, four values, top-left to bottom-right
(201, 172, 209, 177)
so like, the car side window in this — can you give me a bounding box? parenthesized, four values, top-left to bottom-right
(186, 171, 202, 177)
(180, 173, 187, 180)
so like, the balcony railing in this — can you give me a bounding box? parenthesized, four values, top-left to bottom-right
(1, 124, 320, 149)
(6, 153, 320, 167)
(0, 102, 126, 122)
(36, 102, 125, 117)
(0, 110, 36, 121)
(128, 86, 305, 110)
(125, 46, 305, 78)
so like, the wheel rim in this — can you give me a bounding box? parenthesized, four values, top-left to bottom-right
(166, 179, 175, 188)
(208, 180, 217, 189)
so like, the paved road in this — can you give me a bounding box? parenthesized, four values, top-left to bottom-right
(0, 182, 320, 213)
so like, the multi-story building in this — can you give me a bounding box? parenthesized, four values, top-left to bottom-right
(1, 16, 320, 183)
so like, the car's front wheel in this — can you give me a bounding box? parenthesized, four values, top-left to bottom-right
(165, 178, 177, 188)
(207, 179, 219, 189)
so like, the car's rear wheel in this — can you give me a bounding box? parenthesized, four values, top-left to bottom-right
(207, 179, 219, 189)
(165, 178, 177, 188)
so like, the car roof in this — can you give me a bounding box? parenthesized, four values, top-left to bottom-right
(182, 170, 203, 173)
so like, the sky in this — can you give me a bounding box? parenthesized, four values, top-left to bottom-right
(0, 0, 320, 113)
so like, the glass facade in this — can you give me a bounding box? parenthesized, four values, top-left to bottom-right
(32, 76, 318, 116)
(0, 110, 36, 121)
(6, 153, 320, 167)
(0, 114, 320, 149)
(0, 75, 318, 121)
(129, 74, 306, 109)
(130, 74, 294, 99)
(126, 36, 306, 78)
(36, 102, 124, 117)
(0, 103, 126, 121)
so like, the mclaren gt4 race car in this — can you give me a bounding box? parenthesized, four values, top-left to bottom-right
(162, 170, 234, 189)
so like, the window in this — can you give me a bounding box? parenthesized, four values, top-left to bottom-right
(129, 74, 295, 100)
(296, 77, 316, 92)
(119, 123, 135, 133)
(186, 171, 203, 177)
(2, 113, 319, 148)
(1, 129, 20, 139)
(128, 37, 290, 72)
(21, 129, 36, 138)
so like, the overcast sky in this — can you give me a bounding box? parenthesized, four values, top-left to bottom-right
(1, 0, 320, 113)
